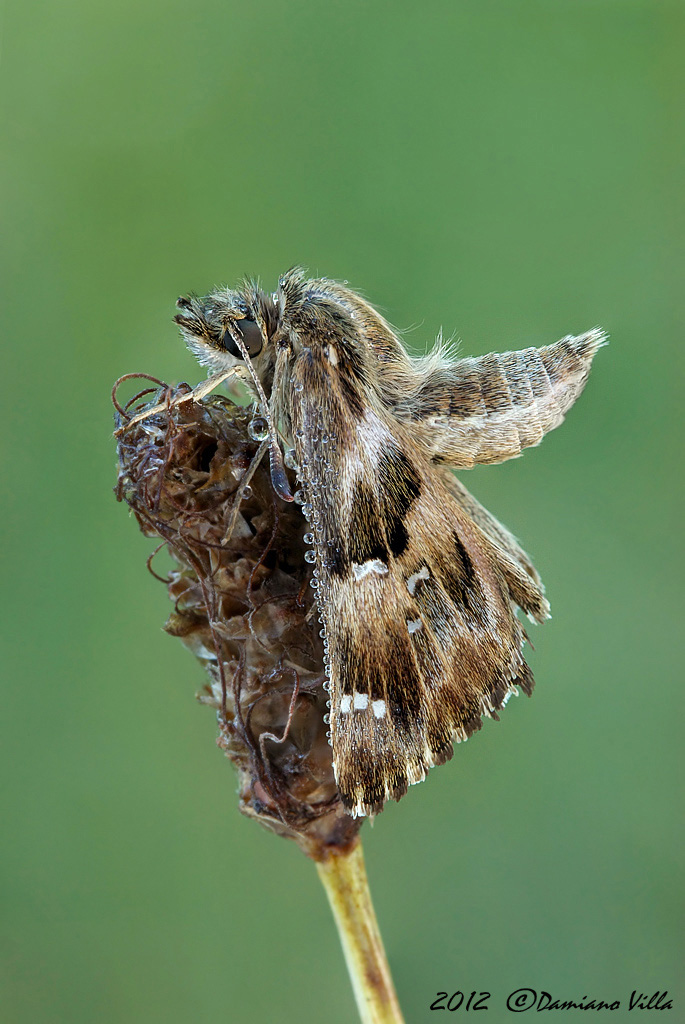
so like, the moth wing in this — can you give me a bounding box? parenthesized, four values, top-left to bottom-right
(321, 428, 539, 817)
(285, 316, 554, 817)
(395, 330, 605, 468)
(440, 470, 549, 623)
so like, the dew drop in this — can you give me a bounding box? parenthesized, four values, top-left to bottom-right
(248, 416, 269, 441)
(293, 489, 305, 504)
(284, 448, 299, 470)
(241, 485, 252, 500)
(323, 714, 330, 725)
(319, 628, 326, 638)
(303, 532, 315, 545)
(304, 550, 316, 563)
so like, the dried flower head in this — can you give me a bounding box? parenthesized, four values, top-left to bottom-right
(113, 376, 362, 859)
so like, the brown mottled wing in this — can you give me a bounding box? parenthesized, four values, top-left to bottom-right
(398, 331, 605, 468)
(290, 341, 541, 816)
(328, 453, 537, 817)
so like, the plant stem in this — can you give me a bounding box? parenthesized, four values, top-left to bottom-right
(316, 839, 405, 1024)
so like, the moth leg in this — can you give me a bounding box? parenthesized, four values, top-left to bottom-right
(395, 330, 606, 468)
(117, 367, 242, 433)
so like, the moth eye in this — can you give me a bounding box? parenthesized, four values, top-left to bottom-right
(223, 318, 263, 358)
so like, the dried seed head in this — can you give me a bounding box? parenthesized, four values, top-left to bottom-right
(113, 377, 362, 859)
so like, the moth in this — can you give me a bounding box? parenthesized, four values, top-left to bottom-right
(172, 269, 604, 817)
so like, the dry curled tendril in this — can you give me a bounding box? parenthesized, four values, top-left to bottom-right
(113, 375, 362, 860)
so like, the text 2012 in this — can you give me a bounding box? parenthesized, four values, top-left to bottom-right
(430, 992, 491, 1011)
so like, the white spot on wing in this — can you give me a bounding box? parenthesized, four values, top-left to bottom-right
(372, 699, 386, 719)
(406, 565, 430, 595)
(353, 692, 369, 710)
(340, 695, 352, 713)
(407, 618, 423, 634)
(352, 559, 389, 580)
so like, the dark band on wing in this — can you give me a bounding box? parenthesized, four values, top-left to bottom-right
(347, 482, 389, 566)
(377, 448, 421, 557)
(335, 451, 422, 570)
(382, 625, 423, 731)
(437, 531, 486, 620)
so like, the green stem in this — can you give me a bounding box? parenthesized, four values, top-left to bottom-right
(316, 840, 405, 1024)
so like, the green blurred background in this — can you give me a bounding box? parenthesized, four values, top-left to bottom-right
(2, 1, 682, 1021)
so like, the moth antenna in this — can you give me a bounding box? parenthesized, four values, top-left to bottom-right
(226, 324, 294, 502)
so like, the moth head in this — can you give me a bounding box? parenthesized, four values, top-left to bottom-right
(174, 291, 272, 376)
(174, 287, 294, 502)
